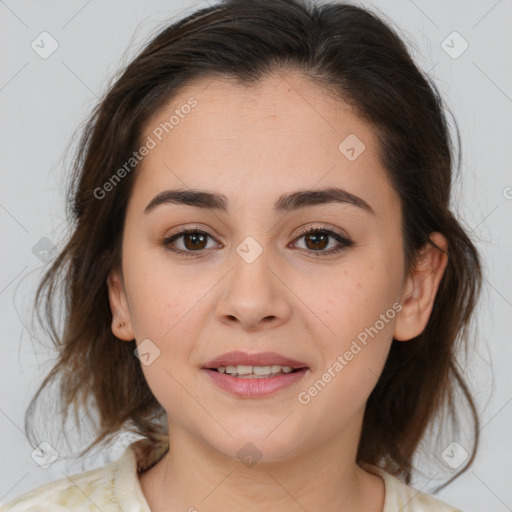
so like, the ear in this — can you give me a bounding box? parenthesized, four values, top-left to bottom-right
(393, 232, 449, 342)
(106, 266, 135, 341)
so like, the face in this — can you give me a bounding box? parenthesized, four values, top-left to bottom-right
(107, 71, 441, 463)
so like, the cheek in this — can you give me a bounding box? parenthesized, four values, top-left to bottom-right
(297, 260, 400, 427)
(303, 255, 401, 413)
(122, 244, 200, 353)
(311, 255, 401, 344)
(121, 251, 205, 414)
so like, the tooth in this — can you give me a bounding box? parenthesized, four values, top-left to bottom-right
(253, 365, 272, 375)
(236, 365, 253, 375)
(217, 364, 297, 376)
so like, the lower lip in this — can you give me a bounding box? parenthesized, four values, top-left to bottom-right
(202, 368, 308, 398)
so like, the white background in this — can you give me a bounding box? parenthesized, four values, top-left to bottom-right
(0, 0, 511, 510)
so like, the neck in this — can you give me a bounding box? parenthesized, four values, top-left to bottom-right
(138, 417, 384, 512)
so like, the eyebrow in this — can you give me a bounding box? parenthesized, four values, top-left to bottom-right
(144, 187, 375, 215)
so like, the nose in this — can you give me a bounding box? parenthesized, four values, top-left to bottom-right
(215, 248, 292, 332)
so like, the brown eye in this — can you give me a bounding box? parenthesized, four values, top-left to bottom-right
(162, 229, 218, 256)
(181, 232, 208, 250)
(303, 232, 329, 251)
(292, 227, 354, 255)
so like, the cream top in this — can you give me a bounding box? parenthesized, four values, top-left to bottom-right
(1, 442, 462, 511)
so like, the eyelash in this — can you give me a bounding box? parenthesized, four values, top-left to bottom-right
(161, 225, 354, 258)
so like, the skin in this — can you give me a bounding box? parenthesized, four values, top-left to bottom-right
(107, 71, 448, 512)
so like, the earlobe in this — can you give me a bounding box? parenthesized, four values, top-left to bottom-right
(106, 267, 135, 341)
(393, 232, 449, 342)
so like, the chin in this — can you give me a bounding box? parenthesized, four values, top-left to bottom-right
(203, 429, 304, 466)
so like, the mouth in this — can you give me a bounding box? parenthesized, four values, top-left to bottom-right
(203, 351, 308, 373)
(205, 364, 307, 378)
(201, 351, 309, 396)
(202, 366, 309, 397)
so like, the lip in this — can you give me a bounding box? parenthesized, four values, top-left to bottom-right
(202, 367, 309, 398)
(203, 351, 308, 370)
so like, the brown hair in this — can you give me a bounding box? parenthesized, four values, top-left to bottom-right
(26, 0, 482, 487)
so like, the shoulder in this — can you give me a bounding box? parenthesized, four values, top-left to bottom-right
(0, 444, 150, 512)
(0, 463, 117, 512)
(363, 464, 463, 512)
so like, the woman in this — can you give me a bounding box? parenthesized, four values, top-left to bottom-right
(2, 0, 482, 510)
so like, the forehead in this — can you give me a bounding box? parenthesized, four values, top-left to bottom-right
(131, 71, 397, 217)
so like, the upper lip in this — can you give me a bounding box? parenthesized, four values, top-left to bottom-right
(203, 351, 308, 369)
